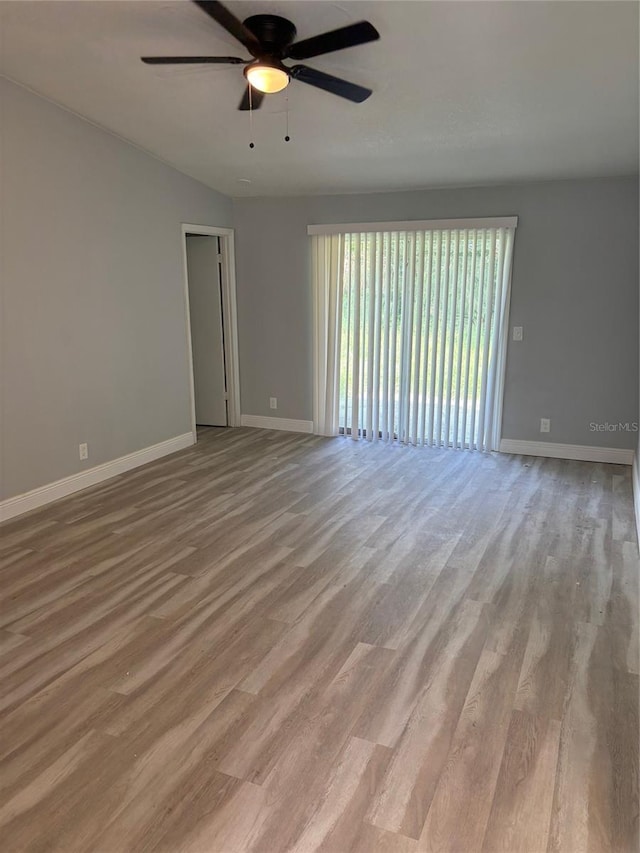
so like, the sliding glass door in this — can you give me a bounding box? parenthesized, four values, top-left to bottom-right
(311, 218, 517, 451)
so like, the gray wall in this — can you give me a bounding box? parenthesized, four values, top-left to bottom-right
(233, 176, 639, 449)
(1, 78, 232, 500)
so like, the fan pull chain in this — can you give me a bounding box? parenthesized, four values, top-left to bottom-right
(248, 85, 255, 149)
(284, 93, 290, 142)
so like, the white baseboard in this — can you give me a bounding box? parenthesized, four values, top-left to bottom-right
(633, 452, 640, 548)
(0, 433, 195, 523)
(499, 439, 634, 466)
(240, 414, 314, 434)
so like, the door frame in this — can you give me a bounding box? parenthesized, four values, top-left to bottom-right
(181, 224, 241, 439)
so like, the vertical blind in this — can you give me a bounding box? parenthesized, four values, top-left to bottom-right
(311, 218, 517, 451)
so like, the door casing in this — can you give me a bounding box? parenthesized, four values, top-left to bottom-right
(181, 224, 241, 440)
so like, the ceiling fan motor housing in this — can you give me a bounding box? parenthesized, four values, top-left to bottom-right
(243, 15, 297, 56)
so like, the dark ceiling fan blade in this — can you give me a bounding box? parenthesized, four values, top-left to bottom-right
(141, 56, 246, 64)
(286, 21, 379, 60)
(290, 65, 372, 103)
(193, 1, 261, 54)
(238, 85, 265, 111)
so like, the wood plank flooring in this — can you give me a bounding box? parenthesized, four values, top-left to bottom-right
(0, 427, 638, 852)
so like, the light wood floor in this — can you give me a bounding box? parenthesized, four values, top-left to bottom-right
(0, 427, 638, 852)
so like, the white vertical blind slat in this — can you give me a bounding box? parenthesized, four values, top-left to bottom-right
(477, 229, 496, 451)
(443, 230, 459, 447)
(381, 232, 391, 442)
(452, 230, 469, 449)
(400, 231, 415, 444)
(365, 235, 375, 438)
(325, 235, 341, 434)
(312, 234, 345, 436)
(427, 232, 442, 446)
(484, 229, 506, 449)
(388, 232, 400, 440)
(435, 231, 451, 446)
(343, 235, 353, 433)
(468, 230, 485, 450)
(411, 232, 425, 445)
(352, 233, 363, 439)
(490, 228, 515, 450)
(371, 235, 383, 440)
(419, 233, 433, 445)
(460, 229, 478, 448)
(358, 236, 366, 436)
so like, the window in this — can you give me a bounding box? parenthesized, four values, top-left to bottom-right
(311, 218, 517, 452)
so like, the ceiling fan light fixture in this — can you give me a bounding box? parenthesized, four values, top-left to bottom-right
(244, 60, 289, 94)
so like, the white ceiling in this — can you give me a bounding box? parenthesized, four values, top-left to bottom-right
(1, 0, 638, 197)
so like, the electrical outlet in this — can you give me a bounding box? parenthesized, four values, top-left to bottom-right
(513, 326, 523, 341)
(540, 418, 551, 434)
(79, 442, 89, 460)
(270, 397, 277, 410)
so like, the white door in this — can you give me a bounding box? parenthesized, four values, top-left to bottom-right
(186, 234, 227, 426)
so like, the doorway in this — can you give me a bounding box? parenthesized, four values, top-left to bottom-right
(186, 234, 227, 426)
(182, 224, 241, 439)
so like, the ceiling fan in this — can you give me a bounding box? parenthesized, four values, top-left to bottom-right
(141, 0, 380, 110)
